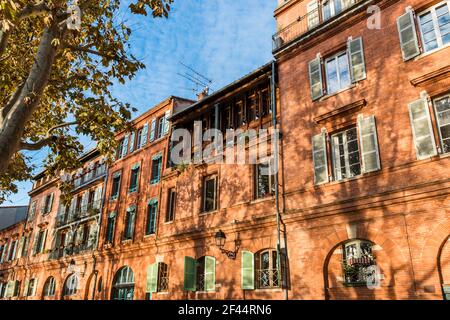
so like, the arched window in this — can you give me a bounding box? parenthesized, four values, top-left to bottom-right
(255, 249, 281, 289)
(63, 273, 78, 296)
(342, 240, 376, 285)
(43, 277, 56, 297)
(111, 266, 135, 300)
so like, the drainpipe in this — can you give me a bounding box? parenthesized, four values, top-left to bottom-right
(270, 60, 287, 300)
(90, 163, 109, 299)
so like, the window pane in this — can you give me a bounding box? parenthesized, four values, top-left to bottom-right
(338, 54, 351, 88)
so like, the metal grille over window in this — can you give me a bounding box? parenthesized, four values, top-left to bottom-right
(342, 240, 376, 286)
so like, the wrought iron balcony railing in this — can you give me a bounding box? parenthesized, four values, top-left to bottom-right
(272, 0, 364, 51)
(49, 242, 97, 260)
(73, 164, 107, 189)
(56, 200, 102, 227)
(257, 269, 280, 289)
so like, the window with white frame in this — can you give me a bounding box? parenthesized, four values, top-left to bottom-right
(202, 175, 218, 213)
(433, 94, 450, 154)
(43, 277, 56, 297)
(255, 160, 276, 199)
(63, 273, 78, 296)
(331, 127, 362, 181)
(325, 51, 351, 95)
(418, 1, 450, 53)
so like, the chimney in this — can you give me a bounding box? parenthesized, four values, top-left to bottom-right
(196, 86, 209, 101)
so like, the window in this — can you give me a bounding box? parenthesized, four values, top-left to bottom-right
(165, 188, 176, 222)
(124, 206, 136, 241)
(325, 51, 351, 95)
(433, 95, 450, 154)
(0, 282, 5, 298)
(312, 115, 381, 185)
(112, 266, 135, 300)
(7, 240, 18, 261)
(157, 116, 165, 140)
(28, 201, 37, 221)
(331, 127, 362, 181)
(261, 89, 271, 117)
(43, 277, 56, 297)
(34, 230, 47, 255)
(183, 256, 216, 292)
(308, 37, 366, 100)
(111, 172, 121, 200)
(129, 165, 140, 193)
(25, 279, 36, 297)
(20, 236, 29, 258)
(256, 249, 281, 289)
(247, 93, 259, 123)
(146, 200, 158, 236)
(202, 175, 218, 213)
(322, 0, 344, 21)
(105, 212, 116, 244)
(418, 2, 450, 53)
(222, 104, 233, 130)
(150, 156, 162, 184)
(136, 124, 149, 150)
(63, 273, 78, 296)
(12, 280, 20, 297)
(116, 138, 125, 159)
(255, 161, 276, 199)
(0, 239, 8, 263)
(235, 100, 246, 127)
(146, 262, 169, 296)
(342, 240, 376, 286)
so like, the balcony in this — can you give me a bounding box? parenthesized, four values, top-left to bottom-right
(72, 164, 107, 190)
(56, 200, 102, 228)
(49, 242, 97, 260)
(272, 0, 366, 51)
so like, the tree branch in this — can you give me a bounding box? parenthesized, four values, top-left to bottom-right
(65, 44, 123, 62)
(19, 136, 57, 151)
(17, 2, 52, 21)
(47, 121, 78, 135)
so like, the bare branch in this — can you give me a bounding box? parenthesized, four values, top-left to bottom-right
(66, 44, 123, 62)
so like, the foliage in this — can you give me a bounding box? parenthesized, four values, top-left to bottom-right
(0, 0, 173, 203)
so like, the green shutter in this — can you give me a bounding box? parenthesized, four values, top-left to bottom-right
(40, 230, 47, 253)
(241, 251, 255, 290)
(146, 263, 159, 293)
(397, 9, 421, 61)
(348, 37, 366, 83)
(23, 280, 29, 297)
(150, 118, 156, 142)
(184, 256, 197, 291)
(204, 256, 216, 292)
(308, 54, 324, 100)
(5, 281, 14, 298)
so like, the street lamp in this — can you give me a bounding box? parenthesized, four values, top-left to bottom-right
(214, 230, 240, 260)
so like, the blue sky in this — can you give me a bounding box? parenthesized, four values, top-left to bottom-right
(3, 0, 277, 207)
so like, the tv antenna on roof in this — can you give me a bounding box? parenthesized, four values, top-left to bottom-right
(178, 61, 214, 94)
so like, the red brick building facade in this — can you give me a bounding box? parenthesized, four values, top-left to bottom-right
(0, 0, 449, 300)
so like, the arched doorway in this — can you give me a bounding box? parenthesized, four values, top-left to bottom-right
(111, 266, 134, 300)
(438, 235, 450, 300)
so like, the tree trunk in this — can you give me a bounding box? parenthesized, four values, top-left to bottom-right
(0, 25, 64, 173)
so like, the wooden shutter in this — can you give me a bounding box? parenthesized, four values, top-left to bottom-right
(348, 37, 366, 82)
(146, 263, 158, 293)
(309, 55, 324, 100)
(32, 233, 39, 255)
(121, 134, 129, 158)
(307, 1, 319, 29)
(16, 237, 24, 259)
(32, 279, 38, 296)
(204, 256, 216, 292)
(93, 185, 103, 209)
(129, 131, 136, 153)
(40, 230, 48, 253)
(11, 241, 17, 260)
(48, 193, 54, 213)
(312, 129, 329, 185)
(184, 256, 197, 291)
(164, 110, 171, 135)
(81, 192, 88, 213)
(23, 280, 29, 297)
(408, 98, 437, 159)
(397, 9, 421, 61)
(241, 251, 255, 290)
(141, 123, 149, 146)
(150, 118, 156, 142)
(357, 115, 381, 173)
(5, 281, 14, 298)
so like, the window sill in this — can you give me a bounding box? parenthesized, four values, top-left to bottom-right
(317, 84, 357, 102)
(250, 196, 275, 205)
(144, 234, 156, 239)
(164, 221, 174, 225)
(255, 288, 283, 292)
(199, 210, 218, 217)
(414, 43, 450, 61)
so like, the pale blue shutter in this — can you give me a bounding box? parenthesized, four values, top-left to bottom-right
(204, 256, 216, 292)
(184, 256, 197, 291)
(348, 37, 366, 82)
(146, 263, 158, 293)
(397, 9, 421, 61)
(141, 123, 149, 146)
(150, 118, 156, 142)
(241, 251, 255, 290)
(357, 115, 381, 173)
(309, 54, 324, 100)
(408, 98, 437, 159)
(121, 134, 129, 158)
(129, 131, 136, 153)
(312, 129, 329, 185)
(164, 110, 171, 135)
